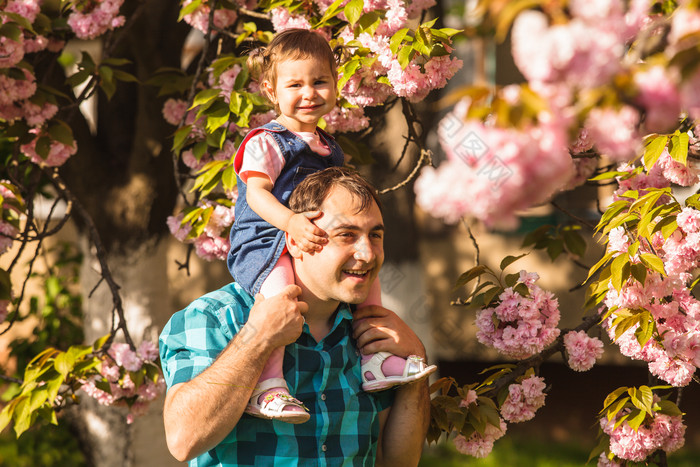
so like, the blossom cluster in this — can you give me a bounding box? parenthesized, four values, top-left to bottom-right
(475, 271, 561, 359)
(416, 0, 700, 229)
(603, 201, 700, 386)
(414, 94, 573, 229)
(500, 375, 547, 423)
(599, 407, 685, 462)
(80, 341, 166, 424)
(66, 0, 126, 40)
(167, 199, 236, 262)
(563, 330, 604, 372)
(452, 418, 507, 458)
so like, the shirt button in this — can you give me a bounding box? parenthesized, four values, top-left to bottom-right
(321, 445, 327, 452)
(321, 393, 326, 401)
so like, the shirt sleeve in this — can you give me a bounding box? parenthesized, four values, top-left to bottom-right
(158, 302, 231, 388)
(238, 132, 286, 184)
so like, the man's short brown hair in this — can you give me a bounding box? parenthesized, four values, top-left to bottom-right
(289, 167, 382, 214)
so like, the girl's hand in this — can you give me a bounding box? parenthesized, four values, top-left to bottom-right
(287, 211, 327, 253)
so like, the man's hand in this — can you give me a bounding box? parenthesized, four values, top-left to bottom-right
(351, 305, 426, 359)
(286, 211, 328, 253)
(248, 285, 308, 349)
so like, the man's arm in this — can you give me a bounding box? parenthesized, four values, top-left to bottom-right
(162, 286, 306, 462)
(352, 306, 431, 467)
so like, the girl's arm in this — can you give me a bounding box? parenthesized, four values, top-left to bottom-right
(246, 173, 327, 252)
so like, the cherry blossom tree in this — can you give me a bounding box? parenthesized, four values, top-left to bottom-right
(417, 1, 700, 465)
(2, 0, 700, 466)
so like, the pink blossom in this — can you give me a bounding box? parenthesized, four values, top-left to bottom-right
(270, 8, 312, 32)
(416, 104, 573, 229)
(677, 207, 700, 234)
(601, 407, 686, 462)
(405, 0, 436, 19)
(475, 271, 561, 359)
(162, 98, 188, 126)
(137, 340, 159, 362)
(6, 0, 42, 24)
(167, 214, 192, 242)
(656, 149, 700, 187)
(585, 106, 641, 162)
(0, 36, 24, 68)
(607, 227, 629, 254)
(21, 101, 58, 127)
(563, 330, 604, 371)
(23, 35, 49, 54)
(459, 389, 478, 408)
(565, 156, 598, 189)
(423, 55, 463, 91)
(180, 1, 238, 33)
(668, 6, 700, 46)
(323, 106, 369, 134)
(511, 10, 624, 89)
(248, 111, 276, 130)
(500, 376, 546, 422)
(453, 418, 507, 458)
(194, 234, 229, 261)
(0, 221, 18, 255)
(67, 0, 126, 40)
(109, 342, 142, 372)
(376, 0, 408, 36)
(0, 69, 36, 106)
(569, 128, 594, 154)
(634, 66, 681, 133)
(20, 135, 77, 167)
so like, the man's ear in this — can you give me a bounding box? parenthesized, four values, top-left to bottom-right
(286, 231, 303, 259)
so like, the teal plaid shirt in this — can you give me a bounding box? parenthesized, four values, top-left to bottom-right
(159, 282, 394, 467)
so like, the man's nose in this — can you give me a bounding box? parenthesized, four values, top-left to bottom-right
(353, 236, 374, 262)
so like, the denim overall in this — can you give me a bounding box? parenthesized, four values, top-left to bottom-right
(227, 121, 345, 295)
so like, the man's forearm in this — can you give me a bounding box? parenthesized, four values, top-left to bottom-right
(163, 324, 272, 462)
(376, 380, 430, 466)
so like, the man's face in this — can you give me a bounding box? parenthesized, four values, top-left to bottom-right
(292, 186, 384, 305)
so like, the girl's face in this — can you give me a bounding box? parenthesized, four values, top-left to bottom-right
(264, 57, 336, 133)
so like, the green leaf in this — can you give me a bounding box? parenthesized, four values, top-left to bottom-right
(634, 312, 654, 347)
(0, 22, 22, 42)
(178, 0, 202, 21)
(397, 45, 413, 69)
(629, 262, 647, 285)
(546, 238, 564, 261)
(453, 265, 488, 291)
(111, 69, 139, 83)
(643, 135, 668, 169)
(53, 351, 75, 377)
(390, 28, 410, 55)
(500, 254, 527, 271)
(639, 253, 666, 276)
(610, 254, 629, 291)
(222, 164, 236, 192)
(344, 0, 363, 25)
(504, 273, 519, 288)
(562, 229, 586, 257)
(602, 387, 629, 413)
(656, 399, 683, 417)
(193, 89, 222, 108)
(627, 408, 647, 431)
(606, 397, 629, 421)
(47, 121, 75, 148)
(316, 0, 345, 25)
(669, 132, 689, 165)
(172, 124, 192, 154)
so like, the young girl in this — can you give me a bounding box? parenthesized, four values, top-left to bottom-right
(228, 28, 436, 424)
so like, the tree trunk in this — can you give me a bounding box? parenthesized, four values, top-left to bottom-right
(76, 238, 180, 467)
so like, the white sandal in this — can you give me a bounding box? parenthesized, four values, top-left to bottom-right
(245, 378, 310, 424)
(361, 352, 437, 392)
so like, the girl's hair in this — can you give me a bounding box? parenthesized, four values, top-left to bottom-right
(247, 29, 338, 100)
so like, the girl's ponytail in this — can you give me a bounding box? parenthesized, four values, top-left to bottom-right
(246, 46, 268, 82)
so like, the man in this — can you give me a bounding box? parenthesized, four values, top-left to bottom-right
(159, 167, 430, 466)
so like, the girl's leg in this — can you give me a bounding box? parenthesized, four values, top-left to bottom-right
(252, 254, 306, 419)
(357, 279, 407, 379)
